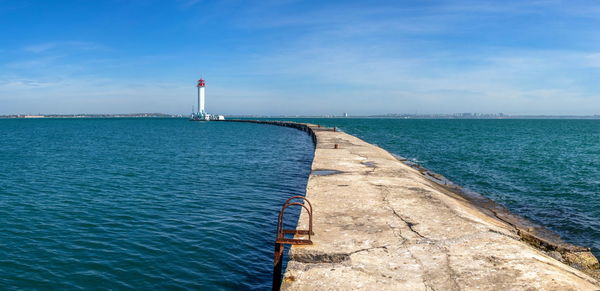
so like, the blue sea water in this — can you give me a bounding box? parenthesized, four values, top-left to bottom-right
(270, 118, 600, 257)
(0, 118, 314, 290)
(2, 117, 599, 289)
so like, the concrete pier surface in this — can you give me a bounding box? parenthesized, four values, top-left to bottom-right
(273, 123, 600, 290)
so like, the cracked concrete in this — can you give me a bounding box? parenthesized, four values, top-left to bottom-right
(280, 124, 600, 290)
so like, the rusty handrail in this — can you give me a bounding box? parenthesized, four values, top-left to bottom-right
(283, 196, 313, 215)
(278, 196, 313, 237)
(273, 196, 314, 291)
(276, 203, 313, 243)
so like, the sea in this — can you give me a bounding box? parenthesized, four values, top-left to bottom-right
(0, 118, 313, 290)
(1, 117, 599, 290)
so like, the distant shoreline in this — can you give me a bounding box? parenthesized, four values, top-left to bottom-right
(0, 113, 183, 119)
(1, 113, 600, 120)
(255, 115, 600, 120)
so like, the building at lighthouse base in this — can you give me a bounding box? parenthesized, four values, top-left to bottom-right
(190, 112, 225, 121)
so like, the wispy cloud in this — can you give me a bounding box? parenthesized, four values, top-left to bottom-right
(24, 41, 104, 53)
(177, 0, 201, 8)
(583, 53, 600, 67)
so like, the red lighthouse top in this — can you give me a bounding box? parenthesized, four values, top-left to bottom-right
(197, 78, 205, 87)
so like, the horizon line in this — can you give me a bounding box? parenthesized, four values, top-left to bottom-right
(1, 113, 600, 119)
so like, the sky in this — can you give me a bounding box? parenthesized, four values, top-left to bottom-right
(2, 0, 600, 116)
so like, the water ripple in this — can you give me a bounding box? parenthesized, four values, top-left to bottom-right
(0, 118, 313, 290)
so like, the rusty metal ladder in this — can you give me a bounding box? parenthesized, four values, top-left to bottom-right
(272, 196, 314, 291)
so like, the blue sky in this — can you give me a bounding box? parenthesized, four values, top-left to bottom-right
(2, 0, 600, 115)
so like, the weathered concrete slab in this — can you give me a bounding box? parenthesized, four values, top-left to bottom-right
(281, 125, 600, 290)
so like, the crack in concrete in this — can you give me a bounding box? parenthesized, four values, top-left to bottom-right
(377, 183, 461, 290)
(416, 245, 462, 291)
(348, 246, 388, 256)
(381, 189, 428, 240)
(376, 184, 450, 290)
(400, 216, 427, 239)
(375, 183, 443, 290)
(386, 221, 409, 244)
(367, 166, 431, 242)
(415, 255, 437, 291)
(441, 246, 462, 291)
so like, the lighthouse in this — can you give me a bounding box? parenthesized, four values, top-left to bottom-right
(197, 78, 207, 119)
(191, 77, 225, 121)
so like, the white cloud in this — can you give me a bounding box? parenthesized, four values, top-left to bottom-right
(24, 41, 104, 53)
(178, 0, 202, 8)
(583, 53, 600, 67)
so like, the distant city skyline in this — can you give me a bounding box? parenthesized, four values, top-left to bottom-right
(3, 112, 600, 120)
(2, 0, 600, 116)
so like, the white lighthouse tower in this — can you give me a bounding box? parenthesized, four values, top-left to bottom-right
(190, 77, 224, 121)
(192, 78, 210, 121)
(197, 78, 207, 120)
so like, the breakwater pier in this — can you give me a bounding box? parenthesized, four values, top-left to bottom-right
(226, 120, 600, 290)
